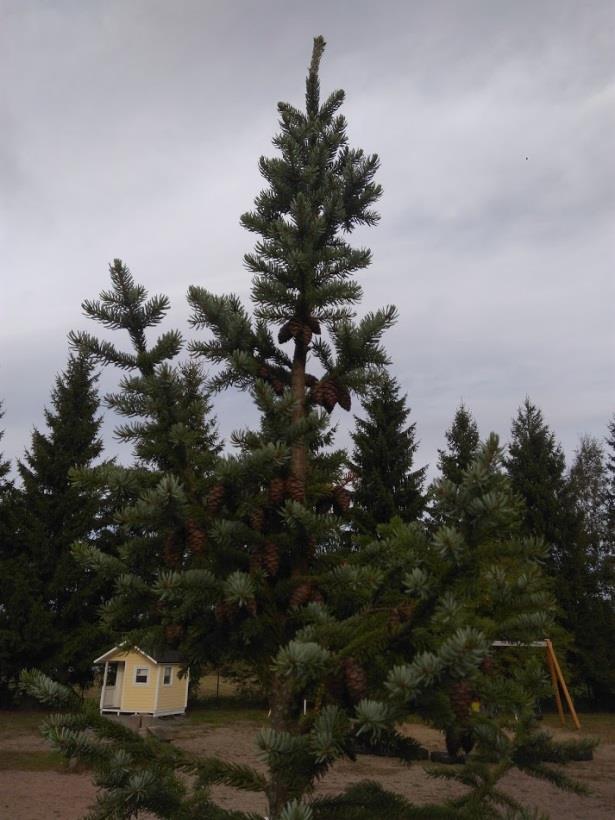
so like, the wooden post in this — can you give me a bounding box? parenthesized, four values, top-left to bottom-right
(546, 640, 581, 730)
(545, 642, 565, 726)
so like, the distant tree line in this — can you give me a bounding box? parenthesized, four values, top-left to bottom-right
(2, 363, 613, 706)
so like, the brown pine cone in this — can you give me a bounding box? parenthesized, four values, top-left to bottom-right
(290, 582, 312, 608)
(335, 381, 352, 412)
(207, 483, 225, 514)
(286, 476, 305, 502)
(249, 508, 265, 531)
(162, 534, 182, 567)
(288, 317, 303, 338)
(278, 321, 293, 343)
(332, 486, 351, 513)
(321, 380, 338, 413)
(304, 373, 318, 388)
(262, 541, 280, 576)
(450, 680, 474, 723)
(310, 382, 325, 405)
(342, 657, 368, 703)
(306, 316, 321, 335)
(268, 477, 286, 505)
(287, 317, 313, 345)
(258, 365, 271, 381)
(271, 378, 285, 396)
(186, 519, 206, 555)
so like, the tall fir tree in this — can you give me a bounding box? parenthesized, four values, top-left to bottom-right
(14, 354, 109, 688)
(68, 259, 222, 655)
(21, 39, 595, 820)
(437, 402, 480, 485)
(504, 399, 602, 694)
(0, 403, 40, 703)
(566, 436, 615, 702)
(350, 371, 425, 534)
(0, 402, 10, 486)
(505, 398, 568, 570)
(606, 413, 615, 539)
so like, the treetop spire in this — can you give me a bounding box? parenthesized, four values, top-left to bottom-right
(306, 35, 326, 116)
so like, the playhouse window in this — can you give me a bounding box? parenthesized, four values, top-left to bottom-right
(135, 667, 149, 684)
(163, 666, 173, 686)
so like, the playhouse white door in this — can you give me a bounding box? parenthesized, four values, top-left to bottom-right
(103, 662, 125, 708)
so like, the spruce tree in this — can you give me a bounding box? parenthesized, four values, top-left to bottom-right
(351, 371, 425, 534)
(606, 413, 615, 538)
(15, 354, 108, 688)
(506, 398, 568, 570)
(185, 35, 395, 814)
(67, 259, 221, 654)
(505, 399, 597, 694)
(21, 40, 596, 820)
(437, 402, 480, 485)
(0, 402, 10, 486)
(566, 436, 615, 702)
(0, 404, 39, 703)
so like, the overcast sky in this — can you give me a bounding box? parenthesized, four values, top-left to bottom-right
(1, 0, 614, 478)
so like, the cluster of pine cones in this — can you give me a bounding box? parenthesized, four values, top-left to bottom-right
(249, 540, 280, 577)
(207, 482, 225, 513)
(278, 315, 321, 346)
(310, 377, 351, 413)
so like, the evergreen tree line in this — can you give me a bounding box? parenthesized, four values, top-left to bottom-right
(2, 365, 613, 707)
(0, 36, 611, 819)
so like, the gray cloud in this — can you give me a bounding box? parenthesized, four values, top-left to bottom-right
(1, 0, 614, 478)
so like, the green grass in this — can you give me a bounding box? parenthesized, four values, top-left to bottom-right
(542, 711, 615, 742)
(187, 696, 267, 727)
(0, 749, 66, 772)
(0, 709, 48, 735)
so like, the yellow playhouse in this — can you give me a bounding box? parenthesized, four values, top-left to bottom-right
(95, 645, 189, 717)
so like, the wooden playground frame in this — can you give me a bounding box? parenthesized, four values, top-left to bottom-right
(492, 639, 581, 730)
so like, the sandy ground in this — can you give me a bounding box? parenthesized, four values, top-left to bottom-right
(1, 720, 614, 819)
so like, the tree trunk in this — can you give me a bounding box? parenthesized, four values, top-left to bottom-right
(290, 338, 307, 487)
(266, 674, 295, 817)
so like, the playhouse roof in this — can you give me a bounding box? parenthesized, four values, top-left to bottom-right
(94, 645, 185, 665)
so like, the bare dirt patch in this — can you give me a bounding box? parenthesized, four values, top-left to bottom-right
(1, 712, 614, 819)
(175, 721, 615, 819)
(0, 770, 97, 820)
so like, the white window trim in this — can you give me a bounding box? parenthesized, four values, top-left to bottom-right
(134, 666, 150, 685)
(162, 665, 173, 686)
